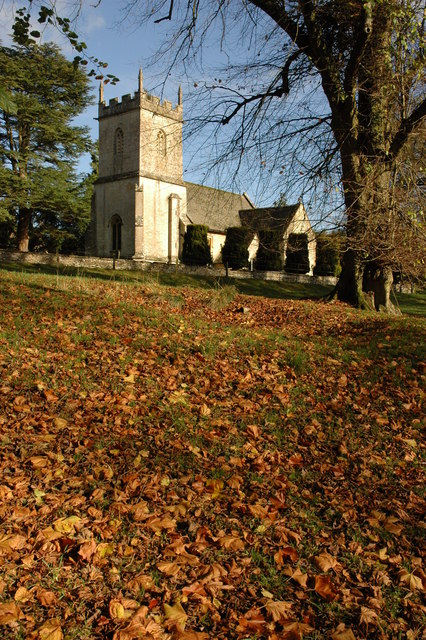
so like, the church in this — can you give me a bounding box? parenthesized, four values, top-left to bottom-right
(85, 71, 316, 272)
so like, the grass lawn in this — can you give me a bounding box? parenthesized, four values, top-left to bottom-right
(0, 266, 424, 639)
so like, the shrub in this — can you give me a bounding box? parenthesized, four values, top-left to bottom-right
(285, 233, 310, 274)
(255, 228, 284, 271)
(221, 227, 253, 269)
(209, 283, 238, 310)
(181, 224, 212, 266)
(313, 234, 342, 276)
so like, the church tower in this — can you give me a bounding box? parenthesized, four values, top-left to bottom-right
(88, 71, 187, 261)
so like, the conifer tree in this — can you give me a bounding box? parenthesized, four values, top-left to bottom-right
(0, 43, 92, 251)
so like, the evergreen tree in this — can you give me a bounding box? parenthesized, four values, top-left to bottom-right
(221, 227, 252, 270)
(285, 233, 310, 274)
(313, 234, 343, 277)
(255, 229, 284, 271)
(181, 225, 212, 266)
(0, 43, 92, 251)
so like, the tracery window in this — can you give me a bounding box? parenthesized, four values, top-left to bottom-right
(114, 128, 124, 174)
(157, 129, 167, 157)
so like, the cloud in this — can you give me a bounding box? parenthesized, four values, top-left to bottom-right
(83, 11, 106, 34)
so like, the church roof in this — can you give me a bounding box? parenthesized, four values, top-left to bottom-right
(239, 205, 302, 230)
(185, 182, 254, 233)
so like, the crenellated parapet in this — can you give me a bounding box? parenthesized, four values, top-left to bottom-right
(98, 89, 183, 122)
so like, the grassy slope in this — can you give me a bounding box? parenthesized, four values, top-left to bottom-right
(0, 267, 424, 640)
(1, 260, 424, 314)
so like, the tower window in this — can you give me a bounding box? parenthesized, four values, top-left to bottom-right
(114, 128, 124, 174)
(111, 214, 122, 253)
(157, 129, 167, 157)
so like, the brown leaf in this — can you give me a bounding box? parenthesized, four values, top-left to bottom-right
(78, 538, 97, 561)
(38, 618, 63, 640)
(398, 569, 424, 591)
(281, 621, 315, 639)
(331, 626, 357, 640)
(30, 456, 49, 468)
(14, 586, 30, 602)
(218, 534, 244, 551)
(264, 599, 294, 622)
(314, 575, 337, 601)
(274, 546, 299, 566)
(360, 606, 378, 628)
(157, 560, 182, 576)
(53, 515, 81, 533)
(0, 601, 23, 625)
(283, 566, 308, 588)
(109, 600, 127, 620)
(163, 601, 187, 632)
(314, 551, 341, 572)
(175, 632, 209, 639)
(36, 589, 58, 607)
(53, 417, 68, 429)
(0, 534, 26, 552)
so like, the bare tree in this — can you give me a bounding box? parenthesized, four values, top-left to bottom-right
(123, 0, 426, 311)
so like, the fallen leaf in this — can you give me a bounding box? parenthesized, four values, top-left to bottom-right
(331, 626, 356, 640)
(38, 618, 63, 640)
(0, 601, 23, 625)
(53, 515, 81, 533)
(264, 599, 294, 622)
(78, 538, 97, 561)
(163, 601, 187, 632)
(315, 551, 341, 572)
(360, 606, 378, 628)
(283, 566, 308, 588)
(0, 534, 26, 552)
(281, 621, 315, 639)
(14, 586, 30, 602)
(398, 569, 424, 591)
(314, 575, 337, 601)
(109, 600, 127, 620)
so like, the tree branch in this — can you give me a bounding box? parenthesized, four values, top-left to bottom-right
(343, 1, 372, 96)
(220, 50, 302, 125)
(388, 97, 426, 161)
(154, 0, 175, 23)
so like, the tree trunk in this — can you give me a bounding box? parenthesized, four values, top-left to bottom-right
(335, 248, 366, 307)
(17, 208, 30, 252)
(362, 263, 400, 314)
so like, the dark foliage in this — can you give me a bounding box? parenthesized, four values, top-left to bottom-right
(181, 224, 212, 266)
(221, 227, 253, 269)
(255, 228, 284, 271)
(313, 234, 343, 276)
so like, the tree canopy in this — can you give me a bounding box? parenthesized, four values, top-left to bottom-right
(121, 0, 425, 309)
(0, 43, 93, 252)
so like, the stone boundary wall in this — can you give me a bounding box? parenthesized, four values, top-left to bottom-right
(0, 249, 338, 287)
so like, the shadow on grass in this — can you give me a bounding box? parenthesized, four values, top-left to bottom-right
(0, 261, 332, 301)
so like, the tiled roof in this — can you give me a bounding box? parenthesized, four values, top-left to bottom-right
(239, 205, 301, 231)
(185, 182, 254, 233)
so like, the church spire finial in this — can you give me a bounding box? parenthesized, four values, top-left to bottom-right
(178, 84, 182, 106)
(99, 79, 104, 104)
(138, 68, 143, 94)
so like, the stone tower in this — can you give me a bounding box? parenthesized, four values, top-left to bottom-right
(88, 71, 187, 261)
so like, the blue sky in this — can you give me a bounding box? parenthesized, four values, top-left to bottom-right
(0, 1, 340, 217)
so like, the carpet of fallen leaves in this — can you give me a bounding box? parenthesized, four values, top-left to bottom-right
(0, 270, 424, 640)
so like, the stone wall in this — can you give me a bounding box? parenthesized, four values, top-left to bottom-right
(0, 249, 338, 286)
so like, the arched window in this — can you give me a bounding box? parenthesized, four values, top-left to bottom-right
(114, 128, 124, 174)
(157, 129, 166, 157)
(110, 214, 122, 253)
